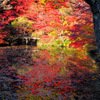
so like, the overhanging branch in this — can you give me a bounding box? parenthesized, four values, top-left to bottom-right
(0, 0, 13, 11)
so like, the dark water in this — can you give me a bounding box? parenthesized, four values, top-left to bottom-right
(0, 45, 100, 100)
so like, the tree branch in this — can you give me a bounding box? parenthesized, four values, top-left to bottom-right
(0, 0, 13, 11)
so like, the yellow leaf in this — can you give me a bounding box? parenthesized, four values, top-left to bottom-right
(63, 21, 67, 26)
(39, 0, 46, 4)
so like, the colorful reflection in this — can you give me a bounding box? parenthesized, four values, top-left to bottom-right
(0, 46, 100, 100)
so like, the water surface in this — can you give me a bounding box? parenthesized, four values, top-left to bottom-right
(0, 45, 100, 100)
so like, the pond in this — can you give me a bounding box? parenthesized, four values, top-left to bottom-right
(0, 45, 100, 100)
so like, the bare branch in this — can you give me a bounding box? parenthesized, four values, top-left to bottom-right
(0, 0, 12, 11)
(1, 0, 10, 5)
(4, 4, 13, 10)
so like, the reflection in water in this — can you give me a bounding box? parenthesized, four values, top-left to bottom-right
(0, 46, 100, 100)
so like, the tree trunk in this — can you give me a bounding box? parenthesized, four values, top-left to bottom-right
(85, 0, 100, 54)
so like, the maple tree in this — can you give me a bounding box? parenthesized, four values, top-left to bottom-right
(0, 0, 18, 44)
(0, 0, 100, 99)
(0, 0, 98, 58)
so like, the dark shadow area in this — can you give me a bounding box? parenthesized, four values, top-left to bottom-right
(88, 48, 100, 67)
(70, 66, 100, 100)
(0, 47, 28, 100)
(0, 38, 38, 47)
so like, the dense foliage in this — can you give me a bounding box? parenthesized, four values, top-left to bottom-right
(0, 0, 100, 99)
(0, 0, 98, 62)
(0, 0, 95, 46)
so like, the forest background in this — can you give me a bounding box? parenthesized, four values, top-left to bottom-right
(0, 0, 98, 61)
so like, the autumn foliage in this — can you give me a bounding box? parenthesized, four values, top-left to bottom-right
(0, 0, 95, 47)
(0, 0, 100, 100)
(0, 0, 97, 61)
